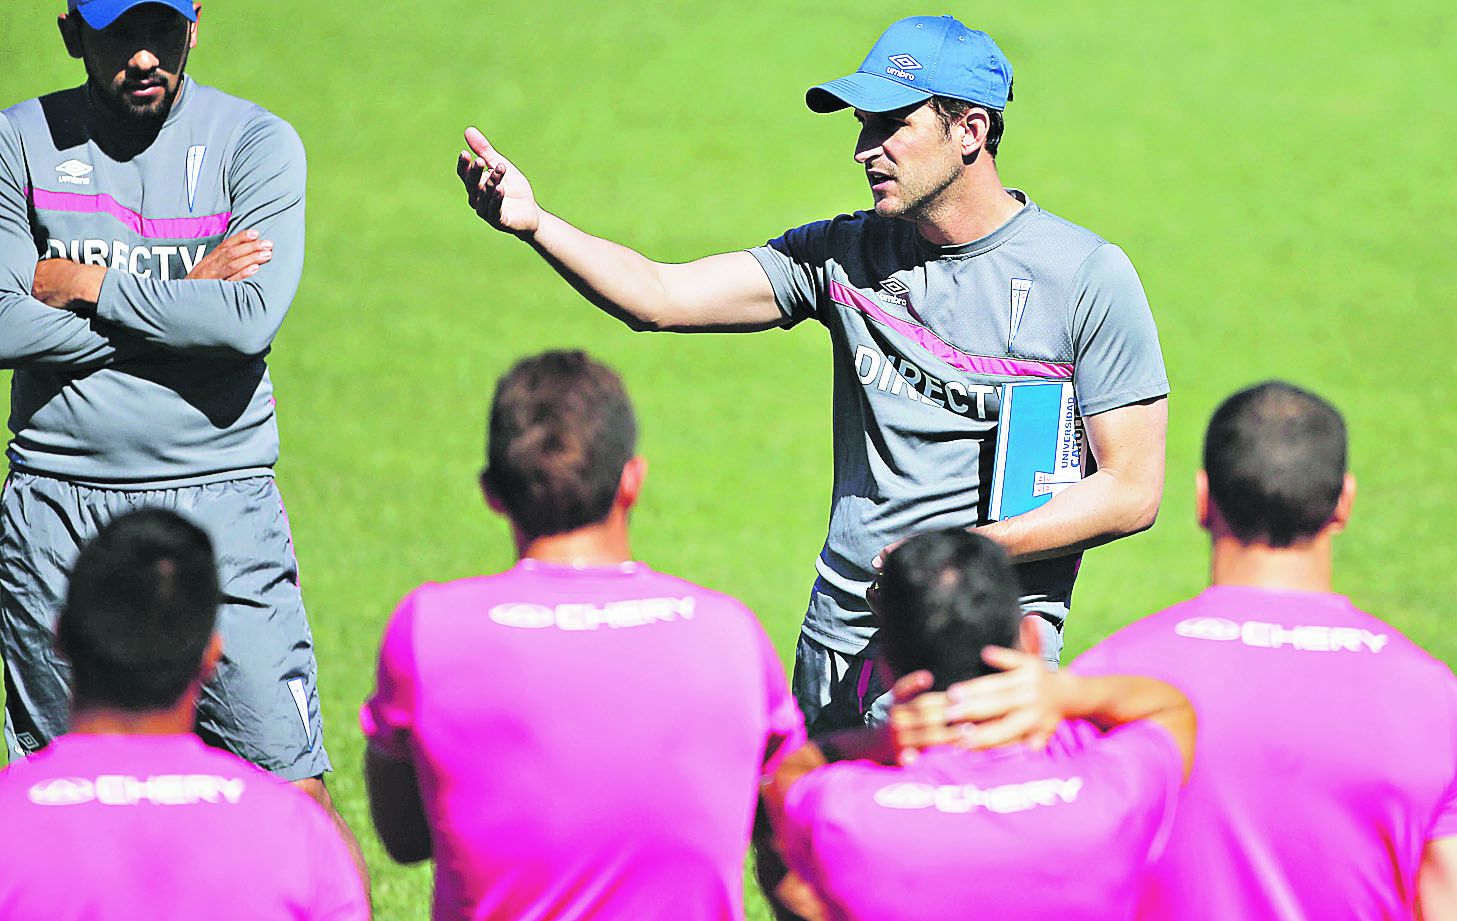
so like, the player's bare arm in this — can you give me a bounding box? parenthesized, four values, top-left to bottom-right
(364, 743, 433, 864)
(763, 735, 894, 921)
(974, 396, 1166, 563)
(890, 646, 1196, 780)
(457, 127, 783, 332)
(871, 397, 1167, 570)
(30, 228, 273, 312)
(1418, 838, 1457, 921)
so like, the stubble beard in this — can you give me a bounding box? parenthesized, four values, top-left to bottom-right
(875, 158, 962, 225)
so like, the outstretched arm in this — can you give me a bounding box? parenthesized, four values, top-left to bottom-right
(33, 115, 305, 357)
(457, 127, 784, 333)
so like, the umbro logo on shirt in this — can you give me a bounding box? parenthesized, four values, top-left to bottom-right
(55, 159, 92, 185)
(876, 277, 911, 310)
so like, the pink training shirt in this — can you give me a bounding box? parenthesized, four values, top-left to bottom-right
(361, 559, 806, 921)
(1073, 585, 1457, 920)
(0, 732, 366, 921)
(776, 718, 1182, 921)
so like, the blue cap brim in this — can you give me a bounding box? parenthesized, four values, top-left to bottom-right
(806, 72, 932, 114)
(72, 0, 196, 31)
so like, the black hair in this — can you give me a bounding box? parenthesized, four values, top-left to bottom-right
(876, 529, 1022, 689)
(58, 508, 220, 712)
(1204, 380, 1348, 547)
(483, 350, 637, 538)
(930, 95, 1005, 157)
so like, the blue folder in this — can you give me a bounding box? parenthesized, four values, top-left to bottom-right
(988, 381, 1085, 521)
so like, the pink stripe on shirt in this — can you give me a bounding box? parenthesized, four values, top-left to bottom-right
(828, 280, 1074, 380)
(27, 187, 230, 239)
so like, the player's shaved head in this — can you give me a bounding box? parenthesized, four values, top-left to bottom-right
(1204, 380, 1347, 547)
(58, 508, 219, 712)
(876, 529, 1021, 689)
(485, 350, 637, 538)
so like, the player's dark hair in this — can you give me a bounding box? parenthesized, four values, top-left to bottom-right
(931, 95, 1005, 157)
(876, 529, 1021, 689)
(484, 350, 638, 538)
(1204, 380, 1347, 548)
(58, 509, 220, 713)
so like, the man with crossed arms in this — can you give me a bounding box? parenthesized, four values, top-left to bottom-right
(0, 0, 338, 818)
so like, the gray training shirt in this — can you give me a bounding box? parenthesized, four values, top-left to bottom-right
(0, 76, 305, 487)
(750, 194, 1168, 654)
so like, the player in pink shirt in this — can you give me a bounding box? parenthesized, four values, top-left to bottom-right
(0, 509, 368, 921)
(921, 381, 1457, 919)
(1067, 381, 1457, 920)
(760, 529, 1195, 921)
(361, 350, 806, 921)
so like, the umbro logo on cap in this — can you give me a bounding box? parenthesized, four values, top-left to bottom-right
(887, 54, 922, 70)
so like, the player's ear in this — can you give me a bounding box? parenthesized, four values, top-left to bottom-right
(479, 468, 508, 517)
(1018, 615, 1043, 660)
(198, 632, 224, 682)
(1194, 470, 1212, 531)
(58, 13, 84, 59)
(618, 456, 647, 510)
(188, 3, 200, 49)
(960, 107, 989, 160)
(1328, 473, 1356, 534)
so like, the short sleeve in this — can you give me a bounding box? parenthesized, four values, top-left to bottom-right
(1069, 244, 1169, 416)
(747, 220, 833, 328)
(753, 622, 807, 777)
(1092, 720, 1184, 866)
(1430, 673, 1457, 840)
(359, 592, 421, 759)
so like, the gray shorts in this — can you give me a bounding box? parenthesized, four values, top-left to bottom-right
(792, 612, 1065, 736)
(0, 471, 330, 781)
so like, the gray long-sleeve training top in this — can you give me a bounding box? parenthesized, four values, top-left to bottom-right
(0, 76, 305, 488)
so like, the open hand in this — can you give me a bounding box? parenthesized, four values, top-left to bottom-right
(944, 646, 1066, 752)
(887, 670, 961, 765)
(186, 229, 272, 281)
(457, 127, 541, 236)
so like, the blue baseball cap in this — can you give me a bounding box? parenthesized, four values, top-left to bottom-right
(68, 0, 196, 31)
(807, 16, 1013, 114)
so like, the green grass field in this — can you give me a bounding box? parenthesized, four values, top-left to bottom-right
(3, 1, 1456, 918)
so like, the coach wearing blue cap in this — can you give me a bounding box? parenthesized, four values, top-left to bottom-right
(0, 0, 359, 859)
(458, 16, 1169, 734)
